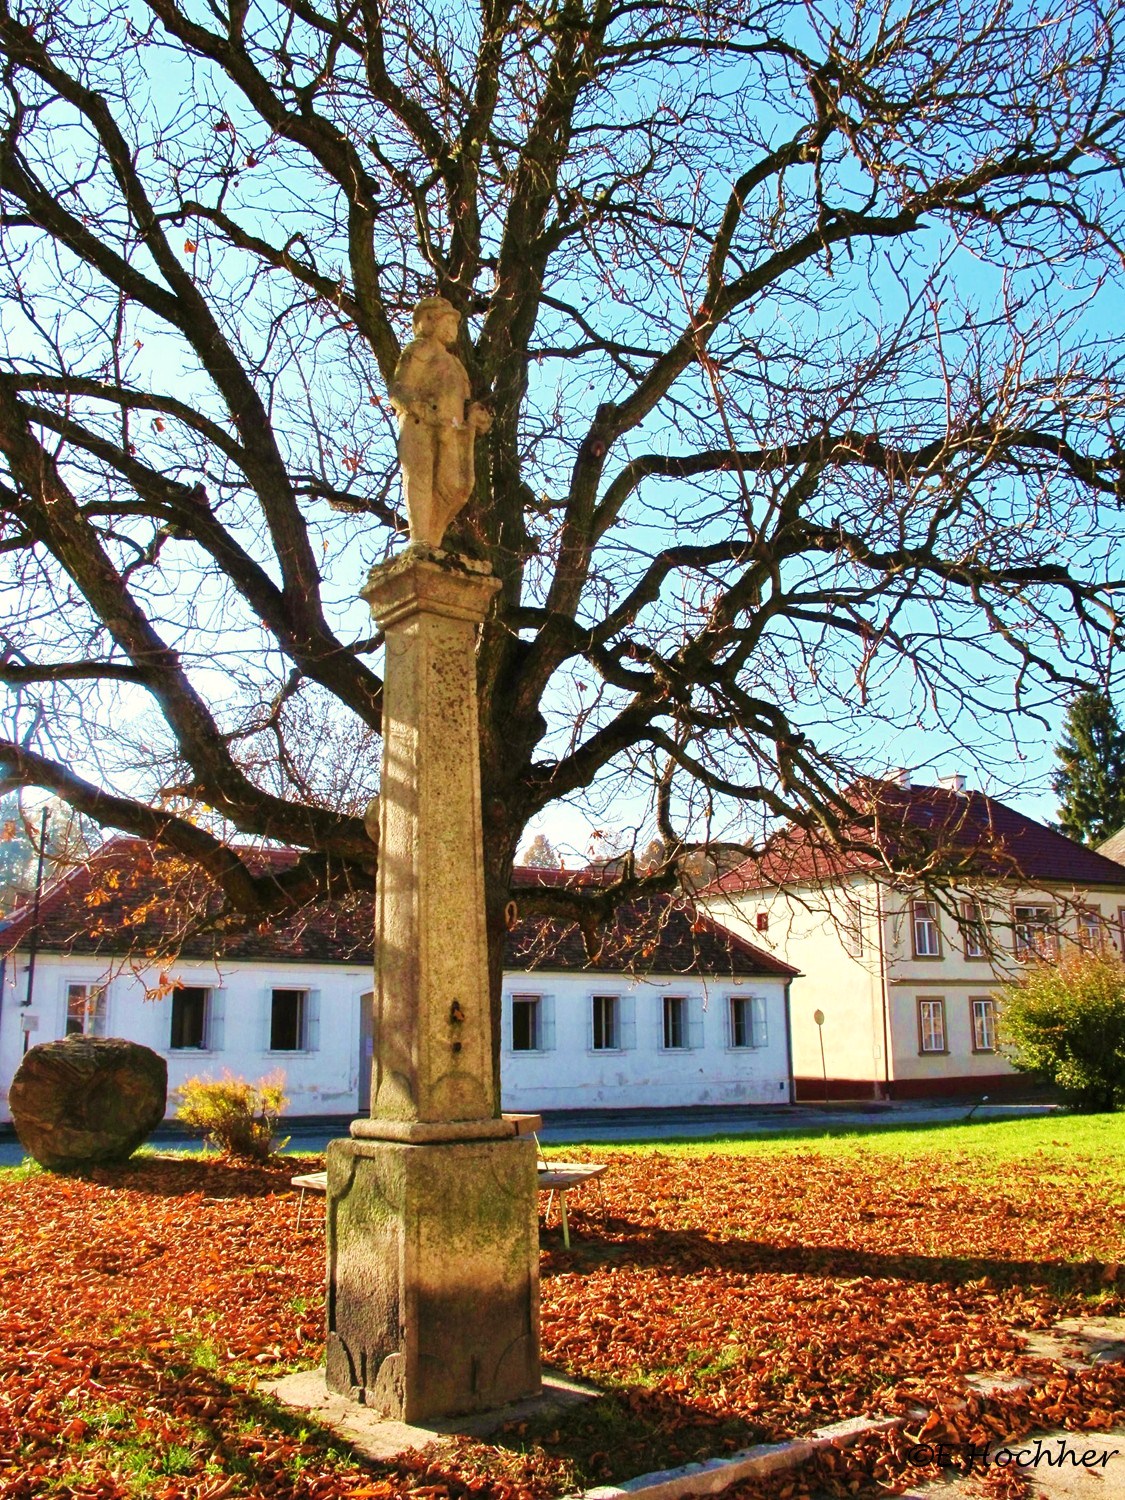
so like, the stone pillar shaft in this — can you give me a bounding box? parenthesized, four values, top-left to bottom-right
(357, 548, 502, 1139)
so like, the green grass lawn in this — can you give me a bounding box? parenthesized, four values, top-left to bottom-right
(543, 1110, 1125, 1189)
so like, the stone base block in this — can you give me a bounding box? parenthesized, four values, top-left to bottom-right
(325, 1135, 540, 1423)
(265, 1366, 597, 1460)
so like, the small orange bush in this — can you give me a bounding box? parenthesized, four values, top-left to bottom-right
(175, 1070, 289, 1160)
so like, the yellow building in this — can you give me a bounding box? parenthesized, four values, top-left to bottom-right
(706, 776, 1125, 1100)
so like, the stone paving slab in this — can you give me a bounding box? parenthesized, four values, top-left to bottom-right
(1021, 1316, 1125, 1370)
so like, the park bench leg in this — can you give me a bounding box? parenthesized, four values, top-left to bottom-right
(296, 1187, 307, 1233)
(560, 1189, 570, 1250)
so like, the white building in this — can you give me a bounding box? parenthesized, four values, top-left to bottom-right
(706, 776, 1125, 1100)
(0, 841, 796, 1121)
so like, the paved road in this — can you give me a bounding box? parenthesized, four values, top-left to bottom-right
(0, 1100, 1058, 1167)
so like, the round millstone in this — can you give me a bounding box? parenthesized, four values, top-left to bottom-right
(10, 1035, 168, 1171)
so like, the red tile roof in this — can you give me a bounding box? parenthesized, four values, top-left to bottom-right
(711, 781, 1125, 894)
(0, 839, 795, 980)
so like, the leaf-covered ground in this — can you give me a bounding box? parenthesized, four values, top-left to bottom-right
(1, 1129, 1124, 1500)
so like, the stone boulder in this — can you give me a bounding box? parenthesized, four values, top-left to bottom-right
(10, 1036, 168, 1171)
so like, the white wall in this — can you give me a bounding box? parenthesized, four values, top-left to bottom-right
(0, 952, 792, 1122)
(0, 952, 371, 1122)
(499, 970, 792, 1110)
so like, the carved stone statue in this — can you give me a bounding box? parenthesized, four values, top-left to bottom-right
(390, 297, 491, 548)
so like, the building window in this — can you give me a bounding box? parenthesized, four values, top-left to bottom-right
(971, 997, 997, 1053)
(730, 994, 768, 1049)
(66, 983, 107, 1037)
(511, 994, 541, 1052)
(918, 997, 947, 1054)
(1013, 904, 1057, 960)
(755, 911, 769, 932)
(961, 900, 988, 959)
(843, 897, 864, 957)
(171, 986, 210, 1050)
(662, 995, 687, 1049)
(912, 900, 941, 958)
(591, 994, 619, 1050)
(270, 989, 307, 1051)
(1078, 907, 1103, 951)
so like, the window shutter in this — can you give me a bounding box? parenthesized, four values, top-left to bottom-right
(261, 988, 275, 1052)
(687, 998, 704, 1051)
(619, 994, 636, 1050)
(208, 988, 226, 1052)
(304, 989, 321, 1052)
(751, 995, 768, 1047)
(540, 994, 555, 1052)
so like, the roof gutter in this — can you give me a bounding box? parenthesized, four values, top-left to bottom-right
(21, 807, 49, 1025)
(782, 976, 796, 1105)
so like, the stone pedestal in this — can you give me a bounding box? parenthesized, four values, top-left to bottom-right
(325, 1135, 540, 1422)
(325, 544, 541, 1421)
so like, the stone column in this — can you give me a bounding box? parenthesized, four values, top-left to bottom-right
(325, 543, 541, 1423)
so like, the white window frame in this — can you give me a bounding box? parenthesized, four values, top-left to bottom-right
(505, 992, 554, 1054)
(510, 993, 543, 1053)
(843, 896, 864, 957)
(970, 996, 997, 1053)
(961, 899, 988, 959)
(64, 981, 108, 1038)
(170, 984, 215, 1051)
(1078, 907, 1103, 951)
(662, 994, 687, 1050)
(728, 994, 768, 1049)
(268, 986, 320, 1053)
(918, 997, 947, 1054)
(1013, 903, 1057, 960)
(912, 900, 941, 958)
(588, 993, 634, 1052)
(591, 993, 619, 1051)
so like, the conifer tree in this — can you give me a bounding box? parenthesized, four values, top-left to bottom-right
(519, 835, 560, 870)
(1053, 690, 1125, 845)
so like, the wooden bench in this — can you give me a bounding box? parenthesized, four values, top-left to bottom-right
(291, 1115, 606, 1248)
(292, 1163, 606, 1246)
(535, 1161, 607, 1248)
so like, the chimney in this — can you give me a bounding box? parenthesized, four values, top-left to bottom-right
(938, 772, 967, 794)
(889, 767, 912, 787)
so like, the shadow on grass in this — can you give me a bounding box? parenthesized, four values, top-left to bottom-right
(540, 1213, 1123, 1301)
(65, 1339, 763, 1495)
(47, 1152, 324, 1199)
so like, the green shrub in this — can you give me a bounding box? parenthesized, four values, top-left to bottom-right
(999, 948, 1125, 1111)
(175, 1071, 289, 1160)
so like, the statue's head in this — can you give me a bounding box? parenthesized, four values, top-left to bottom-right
(412, 297, 460, 341)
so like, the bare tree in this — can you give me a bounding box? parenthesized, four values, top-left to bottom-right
(2, 0, 1125, 1024)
